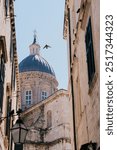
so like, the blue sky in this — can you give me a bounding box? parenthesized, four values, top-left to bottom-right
(14, 0, 68, 89)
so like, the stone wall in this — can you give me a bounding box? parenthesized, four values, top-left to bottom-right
(0, 0, 19, 150)
(22, 89, 72, 150)
(63, 0, 100, 149)
(20, 71, 58, 110)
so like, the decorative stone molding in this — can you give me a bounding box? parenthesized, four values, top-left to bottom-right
(9, 0, 20, 107)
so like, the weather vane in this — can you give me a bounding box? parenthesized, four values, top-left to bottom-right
(34, 30, 37, 37)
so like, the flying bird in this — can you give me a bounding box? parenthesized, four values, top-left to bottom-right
(43, 44, 51, 49)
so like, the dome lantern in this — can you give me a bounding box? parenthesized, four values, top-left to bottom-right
(29, 31, 41, 55)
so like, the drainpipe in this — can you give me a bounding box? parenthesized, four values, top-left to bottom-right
(67, 7, 77, 150)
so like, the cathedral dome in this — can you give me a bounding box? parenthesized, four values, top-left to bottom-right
(19, 33, 55, 76)
(19, 54, 55, 76)
(19, 33, 58, 110)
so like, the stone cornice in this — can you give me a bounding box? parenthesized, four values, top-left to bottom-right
(25, 137, 71, 146)
(9, 0, 20, 107)
(22, 89, 68, 116)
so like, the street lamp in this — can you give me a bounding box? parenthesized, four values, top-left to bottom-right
(11, 109, 28, 144)
(0, 108, 28, 144)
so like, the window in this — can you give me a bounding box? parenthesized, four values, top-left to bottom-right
(0, 54, 5, 83)
(0, 80, 4, 113)
(11, 62, 16, 91)
(41, 91, 48, 100)
(85, 17, 95, 84)
(10, 33, 14, 62)
(5, 0, 9, 16)
(47, 110, 52, 128)
(0, 55, 5, 111)
(15, 144, 23, 150)
(0, 36, 7, 112)
(6, 96, 11, 138)
(25, 90, 32, 105)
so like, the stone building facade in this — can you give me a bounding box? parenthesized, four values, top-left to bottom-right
(0, 0, 20, 150)
(63, 0, 100, 149)
(19, 37, 72, 150)
(22, 89, 71, 150)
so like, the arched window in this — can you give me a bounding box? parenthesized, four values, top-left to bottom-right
(47, 110, 52, 128)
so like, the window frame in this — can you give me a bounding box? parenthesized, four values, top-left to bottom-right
(41, 91, 48, 100)
(25, 90, 32, 105)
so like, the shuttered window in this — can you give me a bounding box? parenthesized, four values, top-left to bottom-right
(0, 54, 5, 112)
(0, 36, 7, 113)
(85, 17, 95, 84)
(5, 97, 11, 138)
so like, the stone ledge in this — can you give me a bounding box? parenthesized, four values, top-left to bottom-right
(25, 137, 71, 146)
